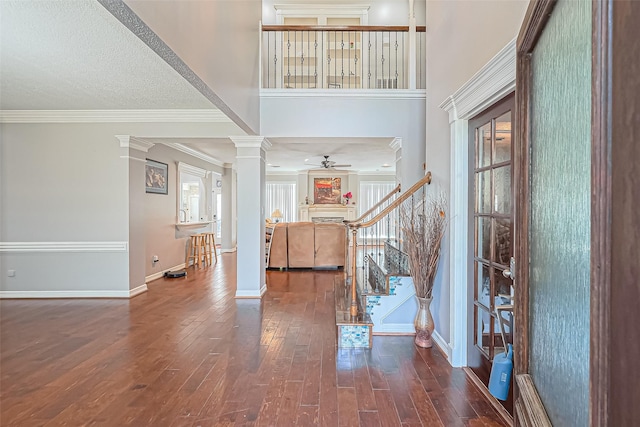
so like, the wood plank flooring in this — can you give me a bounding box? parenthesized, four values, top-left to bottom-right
(0, 253, 509, 426)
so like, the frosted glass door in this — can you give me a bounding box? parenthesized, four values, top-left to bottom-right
(527, 0, 591, 424)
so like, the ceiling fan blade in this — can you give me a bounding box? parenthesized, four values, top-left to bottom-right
(331, 164, 352, 168)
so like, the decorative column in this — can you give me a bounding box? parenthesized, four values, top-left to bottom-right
(390, 137, 403, 187)
(230, 136, 271, 298)
(220, 163, 236, 253)
(116, 135, 154, 297)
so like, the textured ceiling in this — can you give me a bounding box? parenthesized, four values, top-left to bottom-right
(0, 1, 214, 110)
(1, 1, 397, 173)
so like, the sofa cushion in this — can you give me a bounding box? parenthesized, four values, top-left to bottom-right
(267, 223, 288, 268)
(287, 222, 316, 267)
(314, 223, 346, 267)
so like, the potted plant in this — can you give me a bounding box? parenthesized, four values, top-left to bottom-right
(400, 193, 447, 348)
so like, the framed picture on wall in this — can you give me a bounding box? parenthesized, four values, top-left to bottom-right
(314, 177, 341, 204)
(145, 159, 168, 194)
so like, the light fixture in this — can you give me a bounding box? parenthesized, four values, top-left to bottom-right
(271, 209, 283, 223)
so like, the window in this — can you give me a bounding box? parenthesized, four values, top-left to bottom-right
(359, 181, 397, 241)
(266, 182, 297, 222)
(177, 162, 208, 223)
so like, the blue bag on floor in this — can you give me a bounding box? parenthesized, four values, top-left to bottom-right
(488, 343, 513, 401)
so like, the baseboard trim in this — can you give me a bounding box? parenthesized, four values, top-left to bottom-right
(0, 289, 133, 299)
(464, 367, 514, 426)
(129, 284, 148, 298)
(373, 323, 415, 334)
(221, 247, 237, 254)
(145, 263, 186, 283)
(432, 329, 453, 363)
(235, 284, 267, 299)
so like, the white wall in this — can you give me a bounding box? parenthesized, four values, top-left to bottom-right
(425, 1, 527, 344)
(0, 123, 130, 295)
(125, 0, 262, 134)
(261, 94, 426, 188)
(143, 144, 222, 279)
(0, 122, 227, 296)
(262, 0, 426, 25)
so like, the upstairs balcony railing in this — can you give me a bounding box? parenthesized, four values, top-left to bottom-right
(261, 25, 426, 90)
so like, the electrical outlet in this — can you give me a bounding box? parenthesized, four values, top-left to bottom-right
(152, 255, 159, 263)
(7, 270, 16, 277)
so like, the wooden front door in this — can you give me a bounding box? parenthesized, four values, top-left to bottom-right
(467, 94, 515, 415)
(514, 0, 592, 424)
(514, 1, 640, 425)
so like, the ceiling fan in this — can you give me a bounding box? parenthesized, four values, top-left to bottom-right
(307, 155, 352, 169)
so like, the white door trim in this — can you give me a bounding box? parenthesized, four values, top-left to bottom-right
(439, 38, 516, 367)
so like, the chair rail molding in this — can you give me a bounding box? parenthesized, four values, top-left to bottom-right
(0, 241, 128, 253)
(439, 38, 516, 368)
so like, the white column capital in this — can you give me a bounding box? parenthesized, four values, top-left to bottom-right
(230, 136, 272, 151)
(390, 137, 402, 152)
(115, 135, 155, 152)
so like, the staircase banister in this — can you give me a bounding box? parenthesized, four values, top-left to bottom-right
(345, 183, 401, 225)
(348, 172, 432, 230)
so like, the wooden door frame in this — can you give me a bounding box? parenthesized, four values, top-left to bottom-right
(592, 1, 640, 426)
(516, 0, 640, 425)
(513, 2, 554, 423)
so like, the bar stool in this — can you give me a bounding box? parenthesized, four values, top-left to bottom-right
(185, 234, 205, 268)
(202, 232, 218, 265)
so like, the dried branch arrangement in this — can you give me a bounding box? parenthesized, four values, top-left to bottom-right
(400, 192, 447, 299)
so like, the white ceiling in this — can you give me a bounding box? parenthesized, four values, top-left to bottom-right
(0, 1, 396, 173)
(146, 136, 397, 173)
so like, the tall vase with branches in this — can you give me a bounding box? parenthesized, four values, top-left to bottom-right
(400, 192, 447, 348)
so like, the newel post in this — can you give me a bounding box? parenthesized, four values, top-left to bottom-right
(350, 227, 359, 318)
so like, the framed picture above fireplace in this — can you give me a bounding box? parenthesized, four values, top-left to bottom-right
(314, 177, 341, 204)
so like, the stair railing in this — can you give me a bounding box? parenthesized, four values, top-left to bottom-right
(351, 183, 401, 223)
(342, 183, 401, 284)
(344, 172, 432, 318)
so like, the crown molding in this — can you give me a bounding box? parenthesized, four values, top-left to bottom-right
(116, 135, 155, 152)
(266, 171, 299, 176)
(274, 4, 370, 11)
(178, 162, 207, 178)
(358, 171, 396, 176)
(439, 38, 516, 123)
(0, 109, 231, 123)
(164, 143, 224, 167)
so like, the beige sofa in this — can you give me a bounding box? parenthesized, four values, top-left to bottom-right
(267, 222, 346, 268)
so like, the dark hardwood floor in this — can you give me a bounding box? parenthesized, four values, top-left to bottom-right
(1, 253, 508, 426)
